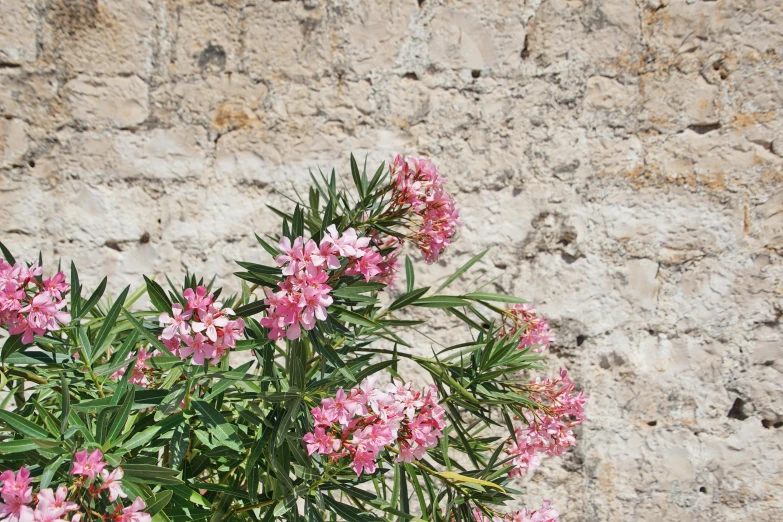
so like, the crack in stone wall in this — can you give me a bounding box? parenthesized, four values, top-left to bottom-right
(1, 0, 782, 519)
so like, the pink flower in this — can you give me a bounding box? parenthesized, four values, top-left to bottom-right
(303, 378, 446, 477)
(100, 468, 126, 502)
(351, 451, 377, 476)
(500, 304, 555, 353)
(41, 273, 69, 300)
(321, 388, 359, 427)
(179, 333, 215, 366)
(119, 497, 151, 522)
(35, 486, 79, 522)
(0, 467, 33, 522)
(389, 155, 461, 263)
(183, 286, 212, 313)
(70, 449, 107, 480)
(110, 348, 156, 388)
(192, 309, 229, 343)
(506, 369, 587, 477)
(303, 427, 341, 456)
(473, 501, 559, 522)
(159, 304, 192, 340)
(220, 318, 244, 348)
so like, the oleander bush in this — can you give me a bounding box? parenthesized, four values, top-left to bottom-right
(0, 155, 586, 522)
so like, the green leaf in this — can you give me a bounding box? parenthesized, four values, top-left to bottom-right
(388, 287, 430, 312)
(274, 396, 301, 446)
(0, 241, 15, 265)
(0, 410, 51, 439)
(92, 285, 130, 359)
(322, 494, 382, 522)
(41, 455, 65, 488)
(255, 234, 281, 258)
(413, 296, 470, 308)
(106, 387, 135, 445)
(435, 471, 506, 492)
(122, 464, 184, 485)
(1, 335, 24, 362)
(336, 308, 379, 328)
(436, 249, 488, 293)
(60, 373, 70, 435)
(145, 276, 173, 315)
(462, 292, 527, 304)
(350, 154, 365, 198)
(70, 261, 81, 318)
(192, 400, 243, 452)
(75, 277, 107, 320)
(0, 440, 39, 454)
(169, 422, 189, 470)
(145, 490, 174, 516)
(122, 310, 175, 356)
(233, 300, 266, 317)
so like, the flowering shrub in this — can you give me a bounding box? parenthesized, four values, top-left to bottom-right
(0, 155, 587, 522)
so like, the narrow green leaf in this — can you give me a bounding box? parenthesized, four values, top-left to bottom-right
(1, 335, 24, 362)
(75, 277, 107, 320)
(0, 241, 15, 265)
(336, 308, 379, 328)
(350, 154, 365, 198)
(405, 257, 414, 294)
(122, 464, 184, 485)
(0, 410, 51, 439)
(192, 400, 243, 452)
(169, 422, 189, 470)
(70, 261, 81, 318)
(388, 287, 430, 312)
(145, 490, 173, 516)
(107, 387, 135, 445)
(462, 292, 527, 304)
(41, 455, 65, 488)
(60, 373, 70, 435)
(145, 276, 173, 315)
(122, 310, 175, 356)
(436, 249, 488, 293)
(255, 234, 281, 258)
(92, 285, 130, 358)
(233, 300, 266, 317)
(413, 296, 470, 308)
(0, 440, 39, 454)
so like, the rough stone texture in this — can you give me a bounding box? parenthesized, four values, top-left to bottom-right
(1, 0, 782, 520)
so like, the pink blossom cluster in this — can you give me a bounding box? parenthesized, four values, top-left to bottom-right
(499, 304, 555, 353)
(0, 450, 150, 522)
(303, 376, 446, 476)
(158, 286, 245, 366)
(472, 500, 560, 522)
(0, 260, 70, 345)
(261, 225, 386, 340)
(365, 232, 402, 287)
(110, 347, 158, 387)
(506, 369, 588, 477)
(389, 155, 461, 263)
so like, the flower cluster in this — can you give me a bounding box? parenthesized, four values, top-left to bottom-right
(158, 286, 245, 366)
(0, 260, 70, 345)
(472, 500, 560, 522)
(506, 369, 588, 477)
(0, 450, 150, 522)
(365, 232, 402, 287)
(389, 155, 461, 263)
(303, 376, 446, 476)
(499, 304, 555, 353)
(261, 225, 385, 341)
(110, 347, 158, 388)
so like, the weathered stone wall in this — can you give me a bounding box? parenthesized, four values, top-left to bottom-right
(1, 0, 782, 519)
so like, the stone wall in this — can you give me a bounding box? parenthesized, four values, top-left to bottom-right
(1, 0, 782, 520)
